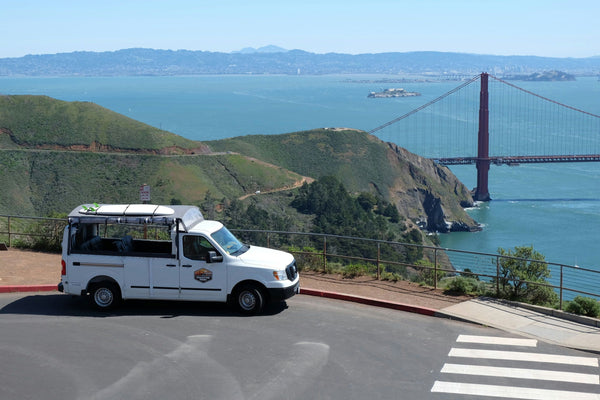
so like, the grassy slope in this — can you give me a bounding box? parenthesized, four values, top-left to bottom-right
(0, 150, 303, 216)
(208, 129, 395, 193)
(0, 95, 304, 215)
(208, 129, 475, 226)
(0, 95, 201, 151)
(0, 95, 474, 230)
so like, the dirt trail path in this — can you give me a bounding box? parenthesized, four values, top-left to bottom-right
(238, 176, 314, 200)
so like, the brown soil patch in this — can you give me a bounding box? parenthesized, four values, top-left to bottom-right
(0, 248, 62, 286)
(300, 271, 471, 310)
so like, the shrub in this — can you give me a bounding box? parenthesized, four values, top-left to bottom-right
(413, 259, 445, 287)
(380, 271, 401, 282)
(12, 214, 66, 253)
(287, 245, 323, 272)
(460, 268, 479, 280)
(444, 276, 483, 296)
(342, 263, 373, 278)
(565, 296, 600, 318)
(495, 245, 558, 306)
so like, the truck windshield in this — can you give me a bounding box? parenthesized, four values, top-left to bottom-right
(211, 227, 248, 255)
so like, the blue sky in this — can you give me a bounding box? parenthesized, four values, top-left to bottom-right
(2, 0, 598, 58)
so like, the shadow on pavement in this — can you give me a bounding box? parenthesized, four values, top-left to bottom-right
(0, 293, 289, 318)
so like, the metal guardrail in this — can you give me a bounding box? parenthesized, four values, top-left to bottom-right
(0, 214, 66, 249)
(231, 229, 600, 309)
(1, 215, 598, 309)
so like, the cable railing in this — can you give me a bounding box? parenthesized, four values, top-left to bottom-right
(1, 215, 598, 310)
(231, 229, 600, 309)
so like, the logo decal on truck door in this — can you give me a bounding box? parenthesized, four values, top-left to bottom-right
(194, 268, 213, 283)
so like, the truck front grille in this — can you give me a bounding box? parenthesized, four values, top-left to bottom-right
(286, 261, 298, 281)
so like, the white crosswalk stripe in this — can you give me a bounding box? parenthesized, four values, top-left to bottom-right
(432, 334, 600, 399)
(441, 363, 599, 384)
(456, 334, 537, 347)
(431, 381, 600, 400)
(449, 347, 599, 366)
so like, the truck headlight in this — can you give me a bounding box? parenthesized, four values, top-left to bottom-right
(273, 270, 287, 281)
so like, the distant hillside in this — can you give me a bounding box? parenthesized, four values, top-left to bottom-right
(0, 95, 477, 232)
(0, 95, 303, 215)
(208, 129, 476, 232)
(504, 70, 576, 81)
(0, 150, 304, 217)
(0, 95, 206, 154)
(1, 48, 599, 76)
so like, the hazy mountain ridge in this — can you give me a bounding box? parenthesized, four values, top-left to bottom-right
(1, 48, 599, 76)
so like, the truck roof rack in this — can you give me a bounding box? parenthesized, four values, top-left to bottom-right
(67, 204, 204, 232)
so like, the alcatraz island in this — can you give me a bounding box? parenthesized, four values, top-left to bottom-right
(368, 88, 421, 98)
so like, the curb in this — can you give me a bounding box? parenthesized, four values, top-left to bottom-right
(299, 287, 438, 316)
(484, 297, 600, 329)
(0, 284, 58, 294)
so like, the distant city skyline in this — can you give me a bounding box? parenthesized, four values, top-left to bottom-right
(2, 0, 598, 59)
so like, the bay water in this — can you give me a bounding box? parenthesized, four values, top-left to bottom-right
(1, 75, 598, 272)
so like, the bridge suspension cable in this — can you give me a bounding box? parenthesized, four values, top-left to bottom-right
(367, 72, 600, 201)
(369, 72, 600, 161)
(368, 74, 481, 134)
(489, 74, 600, 119)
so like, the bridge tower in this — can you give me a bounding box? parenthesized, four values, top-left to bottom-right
(474, 73, 491, 201)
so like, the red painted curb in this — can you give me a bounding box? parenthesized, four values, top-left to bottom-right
(300, 287, 437, 316)
(0, 285, 58, 294)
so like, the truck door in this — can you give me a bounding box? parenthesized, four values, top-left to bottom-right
(150, 257, 180, 299)
(179, 235, 227, 302)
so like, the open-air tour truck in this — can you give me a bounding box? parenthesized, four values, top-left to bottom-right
(58, 204, 299, 314)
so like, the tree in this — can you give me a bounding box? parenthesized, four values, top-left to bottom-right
(357, 193, 377, 211)
(495, 245, 558, 306)
(201, 191, 217, 220)
(382, 202, 400, 223)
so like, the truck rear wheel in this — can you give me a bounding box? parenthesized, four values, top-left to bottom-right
(90, 282, 121, 310)
(235, 285, 264, 315)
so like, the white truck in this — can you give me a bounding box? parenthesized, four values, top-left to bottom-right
(58, 204, 299, 314)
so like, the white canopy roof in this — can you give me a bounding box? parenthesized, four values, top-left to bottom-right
(67, 204, 204, 231)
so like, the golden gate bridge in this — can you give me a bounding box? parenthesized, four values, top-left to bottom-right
(369, 73, 600, 201)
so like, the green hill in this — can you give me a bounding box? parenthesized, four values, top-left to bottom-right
(0, 95, 205, 153)
(0, 95, 477, 232)
(208, 129, 476, 231)
(0, 149, 304, 217)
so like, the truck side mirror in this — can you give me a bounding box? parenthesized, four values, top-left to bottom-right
(208, 251, 223, 263)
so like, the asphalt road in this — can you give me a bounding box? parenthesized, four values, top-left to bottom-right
(1, 293, 598, 400)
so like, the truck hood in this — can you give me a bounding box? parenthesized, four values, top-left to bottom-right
(237, 245, 294, 269)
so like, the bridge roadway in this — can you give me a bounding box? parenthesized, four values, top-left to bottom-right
(435, 154, 600, 166)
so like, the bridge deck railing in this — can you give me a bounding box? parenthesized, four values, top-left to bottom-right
(1, 215, 598, 310)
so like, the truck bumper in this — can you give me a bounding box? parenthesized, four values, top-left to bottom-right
(267, 281, 300, 302)
(57, 282, 64, 293)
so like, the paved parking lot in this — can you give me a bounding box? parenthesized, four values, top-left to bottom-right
(2, 293, 598, 400)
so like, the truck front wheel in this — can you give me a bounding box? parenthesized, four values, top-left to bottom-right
(235, 285, 264, 315)
(90, 282, 121, 310)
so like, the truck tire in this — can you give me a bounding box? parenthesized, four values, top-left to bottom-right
(90, 282, 121, 310)
(235, 284, 264, 315)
